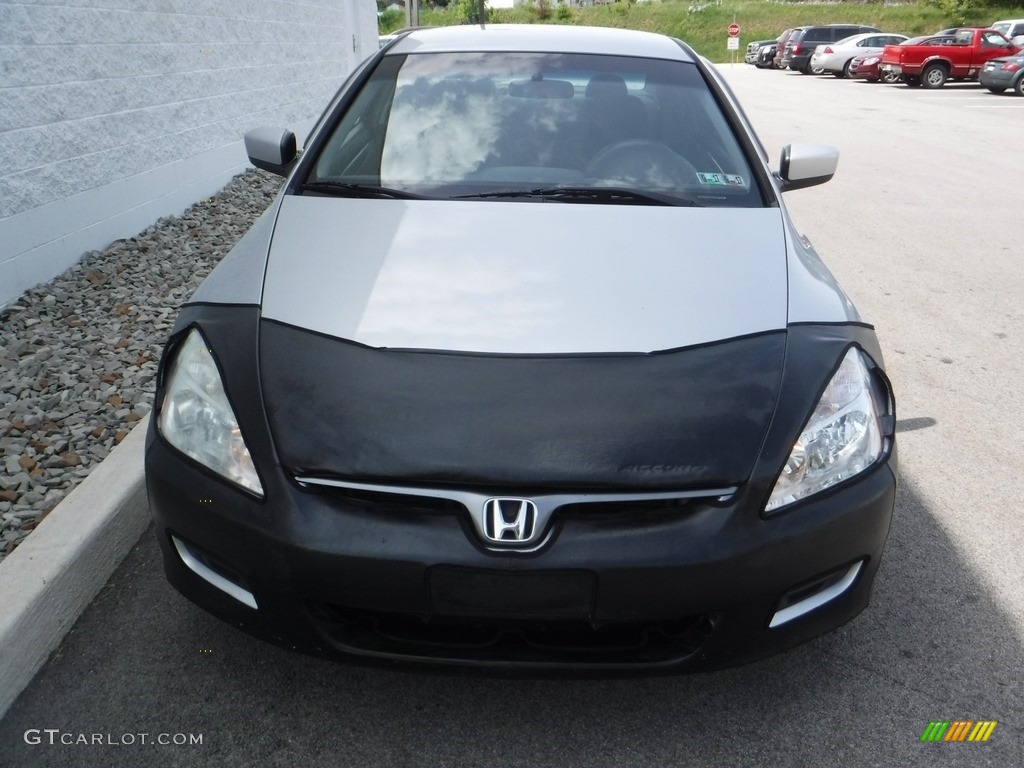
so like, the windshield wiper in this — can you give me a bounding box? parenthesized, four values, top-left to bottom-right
(451, 187, 703, 207)
(301, 181, 425, 200)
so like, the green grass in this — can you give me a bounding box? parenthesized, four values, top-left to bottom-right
(381, 1, 1022, 62)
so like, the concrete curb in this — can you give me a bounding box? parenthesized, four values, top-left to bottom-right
(0, 415, 150, 718)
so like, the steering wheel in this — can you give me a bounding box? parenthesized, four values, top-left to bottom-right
(584, 140, 698, 188)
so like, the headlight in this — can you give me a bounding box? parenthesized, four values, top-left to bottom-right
(864, 56, 880, 66)
(157, 329, 264, 496)
(765, 347, 887, 512)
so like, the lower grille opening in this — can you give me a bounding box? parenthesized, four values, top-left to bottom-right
(307, 602, 714, 666)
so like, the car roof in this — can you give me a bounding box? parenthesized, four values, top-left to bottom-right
(388, 24, 694, 62)
(835, 32, 880, 43)
(794, 24, 876, 31)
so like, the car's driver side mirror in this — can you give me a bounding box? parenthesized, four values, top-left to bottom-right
(245, 127, 298, 177)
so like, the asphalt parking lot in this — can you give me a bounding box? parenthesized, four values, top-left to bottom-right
(1, 65, 1021, 767)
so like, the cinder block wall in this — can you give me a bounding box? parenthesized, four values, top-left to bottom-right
(0, 0, 378, 307)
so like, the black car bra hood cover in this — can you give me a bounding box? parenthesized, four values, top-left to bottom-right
(259, 320, 786, 490)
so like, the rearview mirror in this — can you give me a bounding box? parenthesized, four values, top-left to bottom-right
(777, 143, 839, 191)
(244, 127, 298, 177)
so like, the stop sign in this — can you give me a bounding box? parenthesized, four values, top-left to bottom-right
(728, 23, 741, 37)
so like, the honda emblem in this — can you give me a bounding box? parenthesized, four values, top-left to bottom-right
(482, 498, 537, 544)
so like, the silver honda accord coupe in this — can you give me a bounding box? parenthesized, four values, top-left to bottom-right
(145, 24, 897, 671)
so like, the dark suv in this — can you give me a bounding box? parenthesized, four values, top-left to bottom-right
(782, 24, 880, 73)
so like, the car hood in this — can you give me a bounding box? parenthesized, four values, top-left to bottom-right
(258, 196, 792, 489)
(260, 196, 788, 354)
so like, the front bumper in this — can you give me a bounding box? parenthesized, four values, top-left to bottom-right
(849, 61, 879, 80)
(146, 429, 897, 672)
(147, 307, 897, 672)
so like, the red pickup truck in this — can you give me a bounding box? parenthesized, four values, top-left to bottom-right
(880, 27, 1019, 87)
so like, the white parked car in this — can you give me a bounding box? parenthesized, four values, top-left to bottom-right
(810, 32, 909, 78)
(991, 19, 1024, 47)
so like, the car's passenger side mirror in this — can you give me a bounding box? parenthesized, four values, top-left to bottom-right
(777, 143, 839, 191)
(245, 127, 298, 177)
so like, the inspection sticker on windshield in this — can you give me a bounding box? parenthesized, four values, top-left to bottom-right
(696, 172, 745, 187)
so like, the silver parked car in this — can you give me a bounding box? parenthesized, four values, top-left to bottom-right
(810, 32, 909, 78)
(146, 24, 897, 671)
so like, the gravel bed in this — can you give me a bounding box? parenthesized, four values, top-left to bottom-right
(0, 169, 283, 564)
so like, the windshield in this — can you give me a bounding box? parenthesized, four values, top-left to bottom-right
(307, 51, 764, 207)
